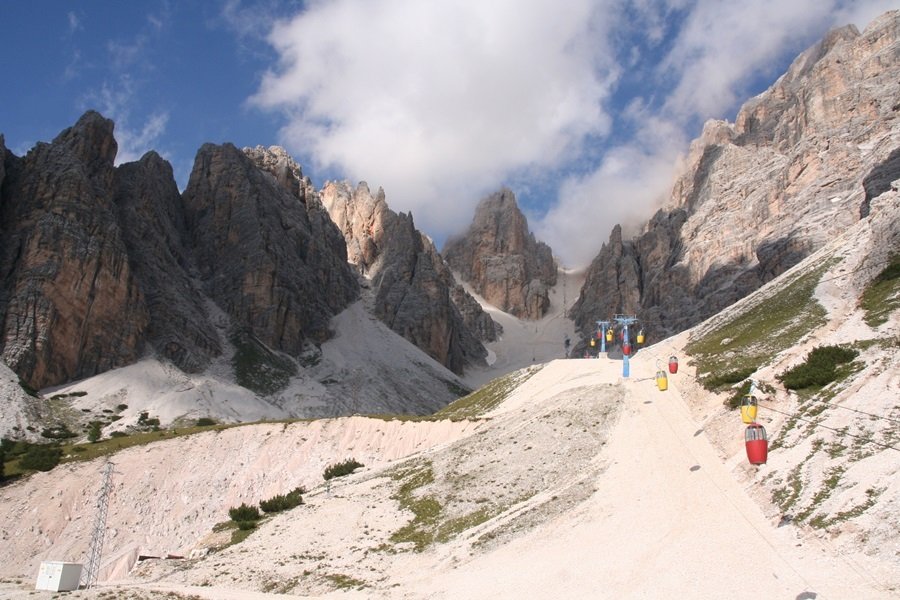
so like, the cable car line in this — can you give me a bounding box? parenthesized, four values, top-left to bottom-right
(755, 400, 900, 453)
(628, 349, 900, 453)
(800, 398, 900, 425)
(636, 344, 900, 427)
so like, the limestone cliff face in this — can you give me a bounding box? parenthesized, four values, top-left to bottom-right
(182, 144, 358, 354)
(322, 181, 491, 373)
(0, 117, 361, 391)
(572, 11, 900, 340)
(114, 151, 221, 372)
(0, 112, 149, 389)
(443, 189, 557, 320)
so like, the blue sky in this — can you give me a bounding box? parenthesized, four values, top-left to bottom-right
(1, 1, 894, 266)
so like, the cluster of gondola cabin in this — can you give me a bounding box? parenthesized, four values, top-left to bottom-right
(586, 316, 769, 466)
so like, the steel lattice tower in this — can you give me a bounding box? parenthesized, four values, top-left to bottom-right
(80, 461, 115, 589)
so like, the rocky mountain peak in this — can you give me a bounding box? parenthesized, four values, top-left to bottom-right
(0, 112, 146, 389)
(443, 188, 557, 320)
(322, 180, 494, 374)
(243, 145, 310, 203)
(52, 110, 118, 175)
(183, 142, 358, 352)
(321, 180, 390, 274)
(571, 10, 900, 343)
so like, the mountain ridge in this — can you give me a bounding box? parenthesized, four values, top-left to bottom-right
(571, 9, 900, 347)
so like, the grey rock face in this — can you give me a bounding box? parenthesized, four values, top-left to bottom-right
(182, 143, 358, 354)
(322, 181, 491, 373)
(114, 151, 221, 372)
(0, 116, 363, 392)
(572, 10, 900, 341)
(443, 188, 557, 320)
(0, 111, 149, 389)
(451, 284, 502, 342)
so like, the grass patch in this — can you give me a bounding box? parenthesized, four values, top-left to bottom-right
(388, 461, 441, 551)
(230, 328, 297, 395)
(434, 506, 499, 543)
(324, 573, 367, 590)
(772, 462, 804, 513)
(860, 255, 900, 327)
(443, 378, 472, 398)
(687, 261, 833, 379)
(796, 466, 844, 522)
(809, 487, 884, 529)
(386, 459, 505, 551)
(723, 380, 753, 410)
(433, 366, 542, 420)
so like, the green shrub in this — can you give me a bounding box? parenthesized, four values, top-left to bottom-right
(260, 487, 305, 513)
(18, 378, 38, 397)
(41, 424, 77, 439)
(87, 421, 102, 443)
(19, 445, 62, 471)
(701, 367, 757, 391)
(0, 448, 5, 481)
(725, 380, 753, 409)
(236, 520, 257, 531)
(860, 255, 900, 327)
(109, 431, 128, 438)
(228, 503, 261, 522)
(777, 345, 859, 390)
(137, 412, 161, 429)
(196, 417, 217, 427)
(116, 404, 128, 411)
(323, 458, 364, 481)
(2, 438, 30, 456)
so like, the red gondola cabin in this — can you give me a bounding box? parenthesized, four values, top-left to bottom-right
(745, 423, 768, 465)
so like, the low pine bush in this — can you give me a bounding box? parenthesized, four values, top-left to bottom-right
(323, 458, 364, 481)
(196, 417, 216, 427)
(19, 445, 62, 471)
(228, 503, 261, 523)
(777, 345, 858, 390)
(701, 367, 757, 391)
(725, 380, 753, 410)
(41, 424, 76, 439)
(260, 486, 305, 513)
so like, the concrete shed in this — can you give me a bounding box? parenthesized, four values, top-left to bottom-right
(35, 561, 82, 591)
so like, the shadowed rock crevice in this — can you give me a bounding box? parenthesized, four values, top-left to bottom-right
(322, 181, 491, 374)
(861, 146, 900, 217)
(182, 143, 358, 355)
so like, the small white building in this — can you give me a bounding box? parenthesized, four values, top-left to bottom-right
(35, 561, 82, 591)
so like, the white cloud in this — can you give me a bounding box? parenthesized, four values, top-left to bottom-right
(658, 0, 837, 122)
(541, 0, 895, 266)
(250, 0, 897, 267)
(536, 116, 687, 267)
(67, 11, 82, 34)
(251, 0, 619, 237)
